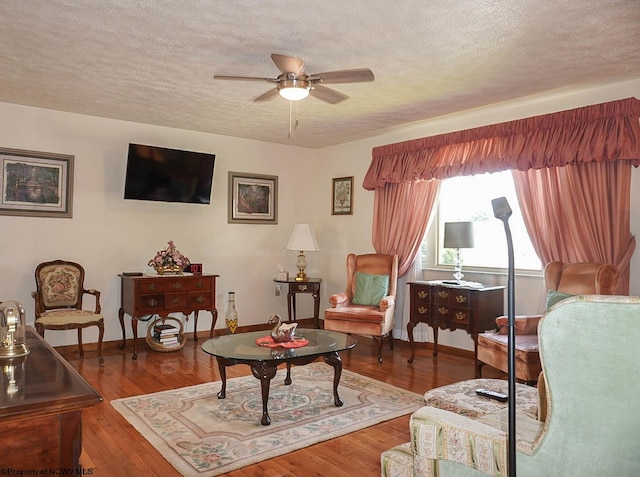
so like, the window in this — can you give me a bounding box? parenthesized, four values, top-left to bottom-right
(426, 171, 541, 272)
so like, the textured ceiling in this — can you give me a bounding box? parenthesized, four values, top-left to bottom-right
(1, 1, 639, 149)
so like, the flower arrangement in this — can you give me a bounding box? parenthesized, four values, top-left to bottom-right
(148, 240, 190, 274)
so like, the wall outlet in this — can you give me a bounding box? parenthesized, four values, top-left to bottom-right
(275, 285, 281, 296)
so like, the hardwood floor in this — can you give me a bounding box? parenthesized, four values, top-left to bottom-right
(60, 333, 501, 476)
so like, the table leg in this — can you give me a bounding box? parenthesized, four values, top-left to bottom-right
(407, 321, 417, 363)
(251, 362, 278, 425)
(432, 324, 439, 357)
(118, 308, 126, 350)
(323, 352, 344, 407)
(216, 357, 227, 399)
(312, 290, 320, 329)
(131, 316, 139, 360)
(193, 310, 199, 341)
(209, 308, 218, 339)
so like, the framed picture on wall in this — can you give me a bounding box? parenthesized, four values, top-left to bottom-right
(332, 176, 353, 215)
(228, 171, 278, 224)
(0, 147, 74, 218)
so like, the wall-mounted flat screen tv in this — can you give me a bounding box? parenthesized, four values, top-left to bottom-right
(124, 143, 215, 204)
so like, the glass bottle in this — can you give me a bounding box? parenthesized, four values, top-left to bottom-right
(225, 292, 238, 334)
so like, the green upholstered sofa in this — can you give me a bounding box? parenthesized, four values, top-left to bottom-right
(381, 295, 640, 477)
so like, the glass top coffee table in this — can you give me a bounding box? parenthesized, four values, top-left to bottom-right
(201, 329, 357, 425)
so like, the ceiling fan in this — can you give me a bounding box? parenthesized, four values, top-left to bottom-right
(213, 53, 374, 104)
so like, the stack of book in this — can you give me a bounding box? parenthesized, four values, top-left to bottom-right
(152, 322, 181, 349)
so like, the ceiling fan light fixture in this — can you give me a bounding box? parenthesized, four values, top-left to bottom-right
(278, 77, 310, 101)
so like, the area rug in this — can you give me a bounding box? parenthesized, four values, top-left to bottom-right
(111, 363, 423, 476)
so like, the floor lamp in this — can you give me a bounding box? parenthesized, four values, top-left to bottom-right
(491, 197, 516, 477)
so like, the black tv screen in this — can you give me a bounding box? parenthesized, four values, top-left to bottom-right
(124, 144, 215, 204)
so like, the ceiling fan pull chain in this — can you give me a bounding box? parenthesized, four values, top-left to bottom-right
(288, 101, 293, 138)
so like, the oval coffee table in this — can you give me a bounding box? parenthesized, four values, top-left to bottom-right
(201, 329, 357, 425)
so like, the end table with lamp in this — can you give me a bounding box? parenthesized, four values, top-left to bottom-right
(274, 277, 322, 329)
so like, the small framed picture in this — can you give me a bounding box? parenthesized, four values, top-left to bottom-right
(332, 176, 353, 215)
(228, 171, 278, 224)
(0, 147, 74, 218)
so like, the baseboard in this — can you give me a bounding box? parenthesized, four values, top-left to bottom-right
(51, 317, 474, 360)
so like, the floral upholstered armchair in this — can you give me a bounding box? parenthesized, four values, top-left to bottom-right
(381, 295, 640, 476)
(33, 260, 105, 365)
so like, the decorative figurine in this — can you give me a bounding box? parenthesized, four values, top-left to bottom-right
(268, 314, 297, 343)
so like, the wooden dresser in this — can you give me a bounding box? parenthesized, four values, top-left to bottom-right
(119, 273, 219, 359)
(407, 281, 505, 362)
(0, 327, 102, 469)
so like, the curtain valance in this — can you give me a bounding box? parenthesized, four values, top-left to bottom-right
(363, 97, 640, 190)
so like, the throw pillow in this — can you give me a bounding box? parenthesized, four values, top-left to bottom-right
(545, 290, 574, 310)
(353, 272, 389, 306)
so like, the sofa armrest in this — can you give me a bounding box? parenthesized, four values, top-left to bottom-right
(495, 314, 542, 335)
(329, 292, 348, 307)
(410, 406, 507, 476)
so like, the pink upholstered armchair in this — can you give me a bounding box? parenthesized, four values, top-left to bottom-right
(324, 253, 398, 363)
(476, 261, 619, 383)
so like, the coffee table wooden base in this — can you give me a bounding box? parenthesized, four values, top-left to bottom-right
(215, 351, 344, 426)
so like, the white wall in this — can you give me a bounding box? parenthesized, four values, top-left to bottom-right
(1, 77, 639, 352)
(0, 103, 320, 346)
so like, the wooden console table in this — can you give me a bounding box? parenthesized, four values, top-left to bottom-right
(119, 273, 219, 359)
(0, 327, 102, 469)
(273, 277, 322, 329)
(407, 281, 505, 363)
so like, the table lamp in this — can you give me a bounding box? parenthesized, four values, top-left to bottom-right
(286, 224, 319, 281)
(443, 221, 475, 284)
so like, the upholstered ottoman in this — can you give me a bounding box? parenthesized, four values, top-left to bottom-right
(381, 379, 540, 477)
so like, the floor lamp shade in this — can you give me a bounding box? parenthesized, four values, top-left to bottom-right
(286, 224, 319, 281)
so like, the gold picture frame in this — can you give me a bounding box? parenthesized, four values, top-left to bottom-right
(332, 176, 353, 215)
(0, 147, 74, 218)
(228, 171, 278, 224)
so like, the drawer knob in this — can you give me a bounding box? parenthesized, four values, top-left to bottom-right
(148, 283, 156, 291)
(196, 281, 204, 288)
(455, 312, 467, 320)
(455, 295, 467, 304)
(170, 298, 181, 305)
(417, 291, 428, 299)
(417, 306, 428, 314)
(148, 298, 158, 307)
(195, 296, 205, 304)
(173, 282, 183, 289)
(438, 291, 448, 299)
(438, 307, 448, 315)
(299, 284, 308, 291)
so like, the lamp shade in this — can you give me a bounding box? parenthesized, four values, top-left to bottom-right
(443, 222, 474, 249)
(286, 224, 319, 251)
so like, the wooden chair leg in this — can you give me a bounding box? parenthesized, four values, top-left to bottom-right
(77, 328, 84, 358)
(97, 321, 105, 367)
(376, 337, 384, 364)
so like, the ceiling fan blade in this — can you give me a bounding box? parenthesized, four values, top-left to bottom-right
(253, 88, 280, 102)
(309, 84, 349, 104)
(271, 54, 305, 75)
(311, 68, 375, 84)
(213, 75, 276, 82)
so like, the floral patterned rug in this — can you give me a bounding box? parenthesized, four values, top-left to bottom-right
(111, 363, 423, 476)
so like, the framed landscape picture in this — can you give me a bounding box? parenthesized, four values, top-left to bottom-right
(0, 147, 74, 218)
(228, 171, 278, 224)
(332, 176, 353, 215)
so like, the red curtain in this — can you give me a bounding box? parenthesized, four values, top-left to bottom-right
(513, 162, 635, 294)
(364, 97, 640, 189)
(365, 97, 640, 287)
(372, 181, 440, 276)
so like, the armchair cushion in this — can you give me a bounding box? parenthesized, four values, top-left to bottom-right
(353, 272, 389, 306)
(545, 289, 574, 309)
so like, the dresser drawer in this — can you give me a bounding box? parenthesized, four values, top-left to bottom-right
(432, 286, 471, 307)
(435, 305, 471, 327)
(138, 276, 213, 294)
(137, 294, 165, 312)
(290, 282, 319, 293)
(189, 291, 212, 308)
